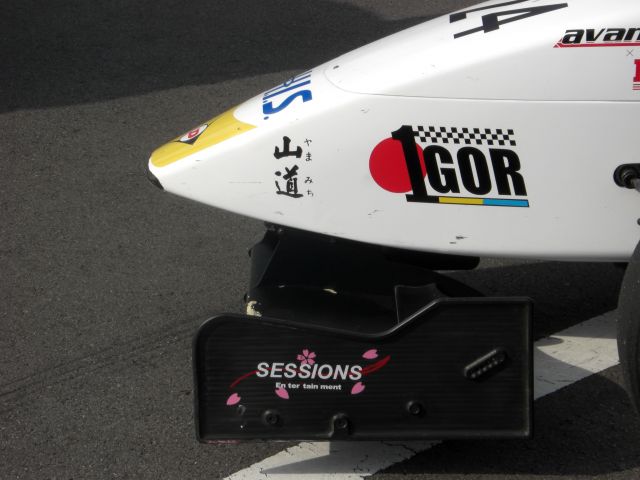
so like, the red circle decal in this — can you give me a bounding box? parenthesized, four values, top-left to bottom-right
(369, 138, 425, 193)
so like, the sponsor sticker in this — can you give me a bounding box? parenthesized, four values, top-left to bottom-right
(554, 28, 640, 48)
(370, 125, 529, 207)
(225, 348, 389, 405)
(262, 71, 313, 119)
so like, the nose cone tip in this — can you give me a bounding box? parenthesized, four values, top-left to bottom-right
(146, 162, 164, 190)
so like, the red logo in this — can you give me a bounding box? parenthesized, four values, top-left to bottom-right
(178, 123, 208, 145)
(634, 59, 640, 91)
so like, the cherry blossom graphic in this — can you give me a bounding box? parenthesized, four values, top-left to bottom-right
(296, 348, 316, 365)
(362, 349, 378, 360)
(275, 387, 289, 400)
(226, 393, 241, 406)
(351, 382, 366, 395)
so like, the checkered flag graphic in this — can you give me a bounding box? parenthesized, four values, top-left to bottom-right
(413, 126, 516, 147)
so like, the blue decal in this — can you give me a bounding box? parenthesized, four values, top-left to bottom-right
(482, 198, 529, 207)
(263, 71, 313, 118)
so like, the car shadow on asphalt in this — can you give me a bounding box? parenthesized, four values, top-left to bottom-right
(1, 0, 437, 112)
(450, 260, 625, 339)
(381, 370, 640, 477)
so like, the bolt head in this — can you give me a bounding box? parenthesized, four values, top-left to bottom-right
(406, 401, 425, 416)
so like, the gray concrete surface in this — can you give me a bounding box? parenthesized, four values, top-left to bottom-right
(2, 1, 639, 478)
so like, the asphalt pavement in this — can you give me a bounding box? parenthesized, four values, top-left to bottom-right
(2, 1, 640, 479)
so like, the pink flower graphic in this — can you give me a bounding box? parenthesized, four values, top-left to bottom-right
(275, 387, 289, 400)
(296, 348, 316, 365)
(362, 349, 378, 360)
(351, 382, 365, 395)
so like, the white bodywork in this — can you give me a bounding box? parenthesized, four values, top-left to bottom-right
(149, 0, 640, 261)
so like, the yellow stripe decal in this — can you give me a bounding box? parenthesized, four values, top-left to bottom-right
(438, 197, 483, 205)
(150, 108, 256, 168)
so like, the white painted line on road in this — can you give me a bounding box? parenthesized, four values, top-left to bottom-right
(533, 312, 618, 399)
(226, 311, 619, 479)
(227, 441, 437, 480)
